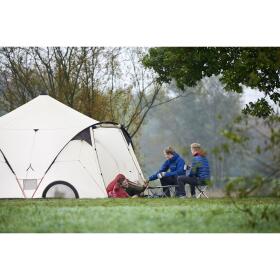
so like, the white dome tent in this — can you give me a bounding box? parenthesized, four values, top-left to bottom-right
(0, 94, 144, 198)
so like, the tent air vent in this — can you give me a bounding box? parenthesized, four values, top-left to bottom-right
(72, 128, 92, 145)
(23, 179, 37, 190)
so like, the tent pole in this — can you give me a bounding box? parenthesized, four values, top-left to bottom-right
(90, 128, 107, 192)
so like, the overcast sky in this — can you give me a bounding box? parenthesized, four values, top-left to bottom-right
(242, 87, 279, 112)
(242, 88, 263, 105)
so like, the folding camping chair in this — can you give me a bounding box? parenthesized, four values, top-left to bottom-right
(196, 185, 209, 198)
(146, 185, 177, 198)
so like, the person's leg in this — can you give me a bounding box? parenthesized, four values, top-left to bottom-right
(126, 185, 145, 196)
(160, 176, 177, 197)
(178, 176, 199, 197)
(174, 176, 186, 197)
(177, 175, 190, 197)
(169, 176, 186, 197)
(190, 184, 196, 197)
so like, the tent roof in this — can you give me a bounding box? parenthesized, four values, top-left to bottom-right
(0, 95, 98, 130)
(0, 95, 98, 179)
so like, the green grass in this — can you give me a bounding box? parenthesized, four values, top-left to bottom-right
(0, 197, 279, 233)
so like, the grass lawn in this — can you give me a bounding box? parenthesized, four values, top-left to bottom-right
(0, 197, 279, 233)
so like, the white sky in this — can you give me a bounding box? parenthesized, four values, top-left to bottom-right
(242, 87, 279, 112)
(242, 88, 263, 105)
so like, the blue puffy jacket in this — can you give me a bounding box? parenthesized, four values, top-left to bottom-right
(188, 153, 210, 180)
(149, 152, 185, 181)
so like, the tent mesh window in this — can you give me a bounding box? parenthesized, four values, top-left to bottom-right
(44, 183, 78, 198)
(23, 179, 37, 190)
(72, 128, 92, 145)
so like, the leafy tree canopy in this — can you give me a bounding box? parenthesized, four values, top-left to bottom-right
(143, 47, 280, 117)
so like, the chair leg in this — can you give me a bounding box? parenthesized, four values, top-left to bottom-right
(196, 186, 209, 199)
(170, 186, 176, 197)
(201, 191, 208, 198)
(162, 188, 168, 198)
(162, 186, 173, 198)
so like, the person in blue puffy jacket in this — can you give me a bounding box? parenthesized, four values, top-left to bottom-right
(146, 146, 186, 197)
(178, 143, 210, 198)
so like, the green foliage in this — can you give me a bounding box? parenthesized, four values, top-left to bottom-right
(143, 47, 280, 117)
(243, 98, 274, 118)
(221, 129, 249, 144)
(217, 114, 280, 227)
(221, 114, 280, 181)
(224, 176, 280, 228)
(0, 198, 280, 233)
(225, 176, 265, 198)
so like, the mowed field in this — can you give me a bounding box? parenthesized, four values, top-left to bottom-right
(0, 197, 279, 233)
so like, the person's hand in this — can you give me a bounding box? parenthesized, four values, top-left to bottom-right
(144, 179, 149, 186)
(157, 172, 166, 179)
(184, 164, 191, 170)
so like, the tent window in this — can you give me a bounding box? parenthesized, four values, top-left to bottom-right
(23, 179, 37, 190)
(42, 181, 79, 199)
(72, 128, 92, 145)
